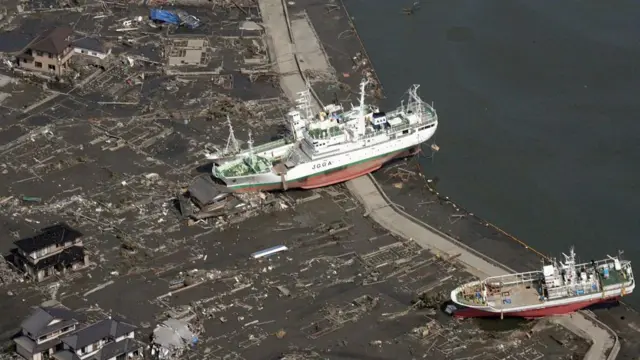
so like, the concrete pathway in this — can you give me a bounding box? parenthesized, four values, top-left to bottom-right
(258, 0, 320, 112)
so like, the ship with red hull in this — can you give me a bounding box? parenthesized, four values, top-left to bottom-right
(208, 80, 438, 192)
(450, 247, 634, 319)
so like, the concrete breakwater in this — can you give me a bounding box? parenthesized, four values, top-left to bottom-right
(256, 0, 619, 358)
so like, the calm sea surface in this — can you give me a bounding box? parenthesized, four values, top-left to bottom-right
(344, 0, 640, 306)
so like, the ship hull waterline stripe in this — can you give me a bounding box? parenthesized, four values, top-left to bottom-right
(227, 146, 420, 192)
(453, 296, 621, 319)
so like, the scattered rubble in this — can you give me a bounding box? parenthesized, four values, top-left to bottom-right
(152, 318, 199, 359)
(0, 1, 600, 360)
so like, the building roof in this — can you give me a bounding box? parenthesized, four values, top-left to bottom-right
(52, 350, 81, 360)
(14, 335, 64, 353)
(20, 306, 80, 338)
(55, 337, 142, 360)
(188, 176, 231, 205)
(72, 37, 105, 53)
(28, 27, 73, 54)
(61, 318, 137, 350)
(14, 223, 83, 253)
(95, 338, 143, 360)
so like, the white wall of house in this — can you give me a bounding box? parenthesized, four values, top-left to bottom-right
(115, 331, 134, 342)
(73, 47, 110, 60)
(104, 350, 137, 360)
(74, 331, 135, 360)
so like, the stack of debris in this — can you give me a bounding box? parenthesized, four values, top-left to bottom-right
(0, 255, 22, 286)
(184, 175, 241, 220)
(151, 318, 199, 359)
(413, 290, 448, 310)
(183, 175, 285, 224)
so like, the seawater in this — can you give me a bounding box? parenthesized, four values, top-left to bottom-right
(344, 0, 640, 307)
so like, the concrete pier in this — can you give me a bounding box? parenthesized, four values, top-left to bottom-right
(348, 174, 618, 360)
(257, 0, 619, 358)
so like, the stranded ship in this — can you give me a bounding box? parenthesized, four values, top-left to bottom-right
(208, 80, 438, 192)
(450, 247, 634, 318)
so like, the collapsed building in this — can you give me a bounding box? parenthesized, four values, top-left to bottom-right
(182, 175, 283, 222)
(151, 318, 198, 359)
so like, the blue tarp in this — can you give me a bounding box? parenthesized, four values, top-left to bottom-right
(149, 8, 201, 29)
(150, 9, 181, 25)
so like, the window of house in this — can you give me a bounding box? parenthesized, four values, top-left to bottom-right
(81, 50, 86, 54)
(48, 64, 55, 71)
(36, 51, 43, 57)
(90, 52, 96, 56)
(48, 53, 53, 59)
(35, 62, 42, 68)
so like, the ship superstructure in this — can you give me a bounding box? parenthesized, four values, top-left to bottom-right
(450, 247, 634, 318)
(210, 80, 438, 192)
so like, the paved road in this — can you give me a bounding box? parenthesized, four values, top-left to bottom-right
(258, 0, 321, 113)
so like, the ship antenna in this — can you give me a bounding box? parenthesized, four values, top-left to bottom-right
(225, 115, 239, 154)
(247, 130, 254, 159)
(359, 78, 368, 117)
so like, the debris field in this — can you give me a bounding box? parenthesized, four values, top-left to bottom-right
(0, 0, 598, 359)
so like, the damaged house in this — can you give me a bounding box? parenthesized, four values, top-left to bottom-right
(151, 319, 198, 359)
(16, 27, 74, 76)
(11, 223, 89, 282)
(185, 176, 247, 220)
(73, 37, 111, 60)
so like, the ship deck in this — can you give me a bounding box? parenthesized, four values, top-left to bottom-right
(485, 283, 543, 309)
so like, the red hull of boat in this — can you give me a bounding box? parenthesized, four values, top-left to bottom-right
(454, 296, 621, 319)
(233, 146, 420, 193)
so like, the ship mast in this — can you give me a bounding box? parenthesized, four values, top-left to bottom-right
(295, 86, 313, 122)
(407, 84, 425, 121)
(247, 130, 254, 159)
(224, 115, 240, 154)
(358, 79, 368, 117)
(562, 246, 577, 286)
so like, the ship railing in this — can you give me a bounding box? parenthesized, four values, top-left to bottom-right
(251, 138, 289, 153)
(358, 125, 407, 141)
(484, 270, 543, 286)
(547, 281, 605, 299)
(584, 257, 631, 268)
(385, 106, 437, 125)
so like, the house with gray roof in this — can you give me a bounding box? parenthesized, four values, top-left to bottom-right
(14, 305, 81, 360)
(15, 308, 143, 360)
(55, 318, 142, 360)
(72, 38, 111, 60)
